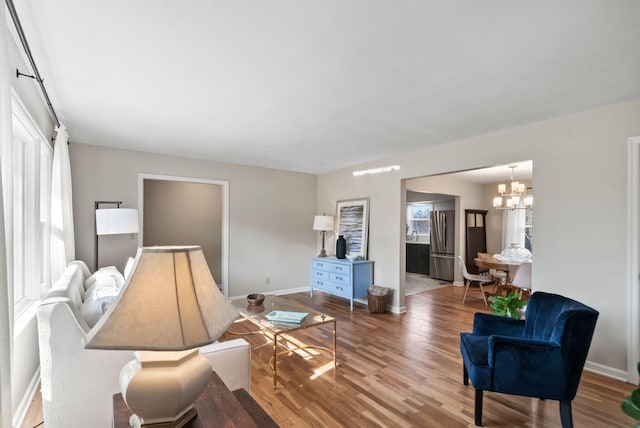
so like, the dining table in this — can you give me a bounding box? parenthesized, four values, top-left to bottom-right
(474, 255, 528, 285)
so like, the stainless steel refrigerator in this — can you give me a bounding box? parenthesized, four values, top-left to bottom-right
(429, 210, 455, 281)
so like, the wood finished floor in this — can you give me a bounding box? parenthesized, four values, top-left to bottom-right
(21, 286, 636, 427)
(232, 287, 635, 428)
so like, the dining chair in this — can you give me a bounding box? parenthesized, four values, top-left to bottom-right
(510, 262, 531, 299)
(476, 252, 508, 295)
(458, 256, 492, 306)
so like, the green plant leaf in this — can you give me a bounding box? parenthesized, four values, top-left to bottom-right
(622, 396, 640, 419)
(490, 292, 526, 318)
(622, 363, 640, 421)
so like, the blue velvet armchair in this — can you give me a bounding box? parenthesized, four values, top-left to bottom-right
(459, 291, 598, 427)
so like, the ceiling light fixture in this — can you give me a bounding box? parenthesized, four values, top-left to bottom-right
(492, 165, 533, 210)
(353, 165, 400, 177)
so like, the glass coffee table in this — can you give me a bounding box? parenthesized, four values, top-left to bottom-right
(228, 295, 337, 389)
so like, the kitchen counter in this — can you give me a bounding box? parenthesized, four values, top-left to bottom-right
(406, 242, 430, 275)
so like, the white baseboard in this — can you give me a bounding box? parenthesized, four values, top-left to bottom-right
(274, 286, 310, 296)
(12, 367, 40, 428)
(390, 304, 406, 314)
(584, 360, 631, 383)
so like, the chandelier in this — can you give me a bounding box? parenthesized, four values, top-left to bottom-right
(492, 165, 533, 210)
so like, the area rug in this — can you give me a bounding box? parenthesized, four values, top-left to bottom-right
(405, 273, 452, 295)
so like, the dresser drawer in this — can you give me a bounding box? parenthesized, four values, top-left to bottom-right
(329, 263, 351, 275)
(326, 282, 350, 298)
(311, 278, 331, 292)
(330, 272, 350, 286)
(311, 269, 329, 280)
(311, 260, 332, 272)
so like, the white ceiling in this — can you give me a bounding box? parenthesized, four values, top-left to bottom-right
(12, 1, 640, 174)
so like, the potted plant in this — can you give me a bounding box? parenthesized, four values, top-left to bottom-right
(490, 291, 527, 319)
(622, 362, 640, 427)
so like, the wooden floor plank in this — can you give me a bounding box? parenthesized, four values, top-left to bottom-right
(233, 287, 636, 428)
(21, 286, 637, 427)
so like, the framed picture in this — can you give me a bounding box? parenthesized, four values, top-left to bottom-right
(336, 198, 370, 259)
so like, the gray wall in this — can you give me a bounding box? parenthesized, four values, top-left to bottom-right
(69, 143, 318, 298)
(143, 180, 222, 284)
(319, 98, 640, 378)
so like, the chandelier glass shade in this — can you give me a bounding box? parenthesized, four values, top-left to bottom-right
(492, 166, 533, 210)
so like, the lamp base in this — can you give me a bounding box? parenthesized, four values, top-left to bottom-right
(318, 249, 328, 257)
(120, 349, 212, 428)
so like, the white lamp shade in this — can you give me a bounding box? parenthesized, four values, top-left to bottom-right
(96, 208, 139, 235)
(313, 215, 334, 231)
(85, 246, 238, 350)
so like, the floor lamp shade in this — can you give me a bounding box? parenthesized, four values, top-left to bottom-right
(85, 246, 239, 426)
(95, 208, 139, 235)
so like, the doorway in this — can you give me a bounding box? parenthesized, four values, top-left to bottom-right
(137, 174, 230, 296)
(402, 161, 533, 297)
(405, 191, 456, 296)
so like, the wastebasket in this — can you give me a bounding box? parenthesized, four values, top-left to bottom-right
(367, 285, 389, 314)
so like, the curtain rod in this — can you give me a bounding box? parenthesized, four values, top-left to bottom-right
(5, 0, 60, 128)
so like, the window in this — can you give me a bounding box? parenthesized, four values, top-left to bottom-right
(4, 91, 52, 316)
(406, 202, 433, 241)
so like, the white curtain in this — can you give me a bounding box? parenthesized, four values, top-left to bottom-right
(0, 3, 14, 427)
(501, 205, 526, 249)
(50, 125, 74, 281)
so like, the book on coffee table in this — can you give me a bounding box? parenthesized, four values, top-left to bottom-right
(265, 310, 308, 323)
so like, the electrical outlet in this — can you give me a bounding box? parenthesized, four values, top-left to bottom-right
(266, 277, 270, 285)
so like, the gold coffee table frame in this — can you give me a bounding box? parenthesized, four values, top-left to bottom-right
(228, 295, 337, 389)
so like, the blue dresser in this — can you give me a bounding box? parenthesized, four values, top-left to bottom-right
(310, 257, 374, 311)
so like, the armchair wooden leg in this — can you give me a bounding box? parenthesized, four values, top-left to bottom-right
(559, 400, 573, 428)
(475, 388, 483, 426)
(463, 364, 469, 385)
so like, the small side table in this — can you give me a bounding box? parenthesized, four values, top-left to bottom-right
(113, 371, 278, 428)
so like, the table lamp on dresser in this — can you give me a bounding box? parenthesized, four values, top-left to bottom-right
(313, 214, 334, 257)
(85, 245, 238, 428)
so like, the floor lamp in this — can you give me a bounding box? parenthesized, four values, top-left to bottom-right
(94, 200, 139, 271)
